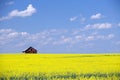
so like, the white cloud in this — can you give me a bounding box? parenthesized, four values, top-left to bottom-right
(53, 36, 73, 45)
(86, 36, 95, 41)
(0, 29, 28, 37)
(85, 23, 112, 30)
(0, 29, 29, 39)
(118, 23, 120, 27)
(69, 15, 86, 24)
(85, 34, 114, 41)
(91, 13, 103, 19)
(69, 16, 78, 21)
(9, 4, 36, 17)
(0, 29, 13, 33)
(20, 32, 29, 36)
(6, 1, 14, 5)
(0, 4, 36, 21)
(7, 32, 19, 38)
(0, 16, 10, 21)
(96, 35, 105, 39)
(80, 17, 86, 24)
(0, 28, 117, 52)
(108, 34, 114, 39)
(75, 35, 82, 39)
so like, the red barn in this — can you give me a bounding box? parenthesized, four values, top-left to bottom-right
(23, 47, 37, 54)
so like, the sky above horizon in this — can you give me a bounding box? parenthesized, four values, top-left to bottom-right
(0, 0, 120, 53)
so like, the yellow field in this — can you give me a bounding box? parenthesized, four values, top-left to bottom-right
(0, 54, 120, 80)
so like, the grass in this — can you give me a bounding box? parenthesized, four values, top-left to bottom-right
(0, 54, 120, 80)
(0, 72, 120, 80)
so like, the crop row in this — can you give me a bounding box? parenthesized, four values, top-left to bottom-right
(0, 72, 120, 80)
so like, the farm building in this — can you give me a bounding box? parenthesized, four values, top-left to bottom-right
(22, 47, 37, 54)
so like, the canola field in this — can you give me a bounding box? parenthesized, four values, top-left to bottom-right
(0, 54, 120, 80)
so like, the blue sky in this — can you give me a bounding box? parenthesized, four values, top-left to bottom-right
(0, 0, 120, 53)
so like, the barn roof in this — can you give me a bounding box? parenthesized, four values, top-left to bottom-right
(22, 46, 37, 54)
(25, 46, 37, 51)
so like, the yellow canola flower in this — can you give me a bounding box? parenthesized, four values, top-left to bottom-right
(0, 54, 120, 79)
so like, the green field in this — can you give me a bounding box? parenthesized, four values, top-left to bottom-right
(0, 54, 120, 80)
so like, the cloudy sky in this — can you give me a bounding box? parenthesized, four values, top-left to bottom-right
(0, 0, 120, 53)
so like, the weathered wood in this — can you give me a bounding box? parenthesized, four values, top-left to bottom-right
(23, 47, 37, 54)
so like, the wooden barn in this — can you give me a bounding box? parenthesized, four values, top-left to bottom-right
(22, 47, 37, 54)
